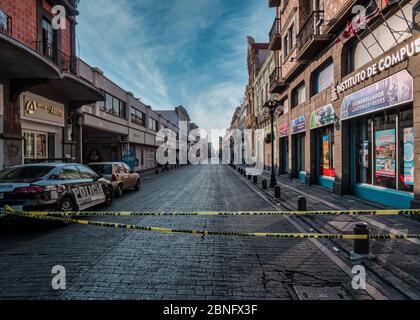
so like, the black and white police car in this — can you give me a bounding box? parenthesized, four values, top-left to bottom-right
(0, 163, 114, 213)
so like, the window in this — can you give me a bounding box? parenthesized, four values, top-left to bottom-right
(58, 166, 80, 180)
(283, 23, 295, 58)
(131, 107, 147, 127)
(311, 60, 334, 96)
(42, 18, 56, 59)
(77, 166, 98, 179)
(291, 82, 306, 108)
(149, 118, 159, 131)
(101, 92, 126, 118)
(320, 127, 335, 177)
(24, 131, 53, 162)
(0, 166, 53, 180)
(354, 107, 413, 193)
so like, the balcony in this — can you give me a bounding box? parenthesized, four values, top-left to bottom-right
(269, 67, 286, 93)
(33, 41, 78, 74)
(268, 0, 281, 7)
(268, 19, 281, 51)
(0, 9, 12, 37)
(296, 11, 331, 61)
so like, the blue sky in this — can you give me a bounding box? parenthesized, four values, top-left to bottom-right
(77, 0, 274, 133)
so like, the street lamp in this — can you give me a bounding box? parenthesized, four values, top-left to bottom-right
(262, 94, 283, 188)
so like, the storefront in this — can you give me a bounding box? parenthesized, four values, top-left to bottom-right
(278, 122, 289, 175)
(20, 92, 64, 163)
(341, 69, 414, 208)
(291, 116, 306, 182)
(310, 104, 336, 189)
(129, 127, 157, 172)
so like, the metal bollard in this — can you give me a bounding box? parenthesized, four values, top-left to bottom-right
(298, 196, 307, 211)
(353, 223, 370, 256)
(156, 169, 159, 175)
(262, 179, 268, 190)
(247, 175, 251, 180)
(274, 186, 281, 199)
(253, 176, 258, 184)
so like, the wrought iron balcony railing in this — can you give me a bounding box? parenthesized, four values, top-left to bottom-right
(33, 40, 78, 74)
(0, 9, 12, 37)
(269, 18, 281, 50)
(269, 67, 285, 93)
(296, 10, 325, 50)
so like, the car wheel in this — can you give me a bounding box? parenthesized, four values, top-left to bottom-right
(116, 184, 123, 198)
(105, 187, 113, 207)
(134, 179, 140, 191)
(58, 197, 76, 212)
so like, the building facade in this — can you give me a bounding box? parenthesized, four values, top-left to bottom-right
(77, 60, 179, 171)
(246, 37, 269, 158)
(266, 0, 420, 208)
(0, 0, 103, 169)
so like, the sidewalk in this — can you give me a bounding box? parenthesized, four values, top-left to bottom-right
(237, 165, 420, 299)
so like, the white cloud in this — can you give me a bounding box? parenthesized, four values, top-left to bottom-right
(77, 0, 273, 132)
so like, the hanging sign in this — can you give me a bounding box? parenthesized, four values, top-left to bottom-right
(310, 104, 335, 130)
(291, 116, 306, 135)
(279, 123, 288, 137)
(341, 70, 413, 120)
(403, 127, 414, 185)
(375, 129, 396, 178)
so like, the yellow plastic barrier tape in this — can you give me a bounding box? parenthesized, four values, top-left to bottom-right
(8, 209, 420, 217)
(8, 209, 420, 241)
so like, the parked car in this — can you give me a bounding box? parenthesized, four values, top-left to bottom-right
(0, 163, 113, 213)
(87, 162, 140, 197)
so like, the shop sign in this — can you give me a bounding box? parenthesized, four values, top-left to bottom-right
(375, 129, 396, 178)
(22, 94, 65, 126)
(87, 134, 122, 143)
(291, 116, 306, 135)
(279, 123, 288, 137)
(334, 37, 420, 97)
(340, 70, 413, 120)
(403, 127, 415, 185)
(309, 104, 335, 130)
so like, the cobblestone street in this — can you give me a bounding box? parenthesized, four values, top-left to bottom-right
(2, 164, 418, 300)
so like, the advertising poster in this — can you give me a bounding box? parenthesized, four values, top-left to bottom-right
(322, 135, 331, 176)
(292, 116, 306, 134)
(341, 70, 413, 120)
(279, 123, 288, 138)
(375, 129, 396, 178)
(404, 127, 414, 185)
(360, 140, 369, 168)
(310, 104, 335, 130)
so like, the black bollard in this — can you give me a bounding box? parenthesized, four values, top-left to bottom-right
(262, 179, 268, 190)
(274, 186, 281, 199)
(298, 196, 307, 211)
(156, 169, 159, 175)
(253, 176, 258, 184)
(354, 223, 370, 256)
(247, 175, 251, 180)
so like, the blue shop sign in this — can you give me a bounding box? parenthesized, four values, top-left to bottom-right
(341, 70, 413, 120)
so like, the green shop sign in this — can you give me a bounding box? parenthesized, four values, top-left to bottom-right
(309, 104, 335, 130)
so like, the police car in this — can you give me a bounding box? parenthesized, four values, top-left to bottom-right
(0, 163, 114, 213)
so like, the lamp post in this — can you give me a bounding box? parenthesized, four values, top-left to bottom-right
(262, 95, 283, 188)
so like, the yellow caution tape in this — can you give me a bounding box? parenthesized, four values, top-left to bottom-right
(8, 209, 420, 217)
(9, 209, 420, 241)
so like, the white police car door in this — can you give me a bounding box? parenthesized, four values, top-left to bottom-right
(59, 165, 105, 210)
